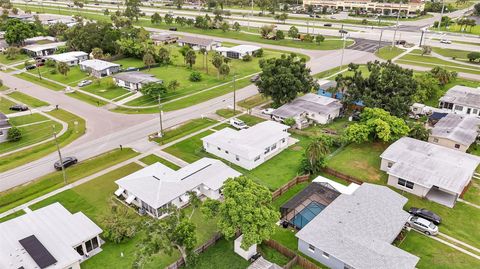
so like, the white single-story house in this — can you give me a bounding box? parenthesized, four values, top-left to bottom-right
(272, 93, 343, 129)
(296, 183, 419, 269)
(0, 203, 103, 269)
(79, 59, 120, 78)
(46, 51, 89, 66)
(151, 33, 179, 45)
(0, 112, 11, 143)
(177, 36, 221, 51)
(114, 157, 241, 219)
(24, 36, 57, 45)
(23, 41, 66, 57)
(201, 121, 291, 170)
(429, 114, 480, 152)
(112, 71, 162, 92)
(380, 137, 480, 207)
(439, 85, 480, 116)
(215, 45, 261, 59)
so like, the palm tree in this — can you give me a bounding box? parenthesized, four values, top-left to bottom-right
(57, 62, 70, 77)
(199, 48, 208, 74)
(143, 53, 155, 71)
(304, 136, 332, 174)
(185, 50, 196, 69)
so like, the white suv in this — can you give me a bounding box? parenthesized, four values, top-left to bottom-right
(406, 215, 439, 236)
(229, 118, 248, 129)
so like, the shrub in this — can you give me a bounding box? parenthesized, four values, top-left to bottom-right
(7, 127, 22, 142)
(253, 48, 264, 57)
(189, 71, 202, 82)
(242, 55, 252, 62)
(284, 117, 296, 127)
(45, 59, 56, 68)
(49, 69, 58, 75)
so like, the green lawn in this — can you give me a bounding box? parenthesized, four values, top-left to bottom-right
(66, 91, 109, 107)
(216, 108, 242, 118)
(15, 72, 65, 91)
(259, 244, 291, 266)
(237, 114, 266, 126)
(0, 95, 17, 114)
(463, 178, 480, 205)
(164, 130, 214, 163)
(0, 210, 25, 223)
(0, 52, 30, 65)
(30, 65, 89, 86)
(139, 154, 180, 170)
(238, 94, 270, 109)
(431, 47, 472, 60)
(398, 231, 480, 269)
(375, 46, 405, 60)
(152, 117, 218, 145)
(184, 238, 250, 269)
(434, 24, 480, 36)
(81, 78, 131, 100)
(0, 109, 86, 173)
(7, 91, 49, 107)
(326, 142, 389, 183)
(0, 148, 138, 214)
(397, 54, 480, 75)
(7, 113, 48, 126)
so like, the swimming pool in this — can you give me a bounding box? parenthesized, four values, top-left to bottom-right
(290, 201, 326, 229)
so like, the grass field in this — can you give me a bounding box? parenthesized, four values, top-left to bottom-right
(434, 24, 480, 36)
(81, 78, 131, 100)
(152, 117, 218, 145)
(139, 154, 180, 170)
(0, 109, 86, 173)
(0, 148, 139, 214)
(375, 46, 405, 60)
(397, 53, 480, 75)
(164, 130, 214, 163)
(398, 231, 480, 269)
(0, 52, 30, 65)
(7, 91, 49, 107)
(184, 238, 251, 269)
(15, 72, 65, 91)
(462, 178, 480, 206)
(66, 91, 109, 107)
(238, 94, 270, 109)
(30, 66, 89, 86)
(0, 95, 17, 114)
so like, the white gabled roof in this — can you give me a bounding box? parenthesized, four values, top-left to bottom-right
(381, 137, 480, 194)
(23, 41, 66, 52)
(273, 93, 343, 118)
(115, 158, 241, 208)
(201, 121, 290, 159)
(216, 45, 261, 54)
(431, 114, 480, 147)
(439, 85, 480, 108)
(0, 203, 102, 269)
(296, 183, 419, 269)
(46, 51, 88, 62)
(80, 59, 120, 71)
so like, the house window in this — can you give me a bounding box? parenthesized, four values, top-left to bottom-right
(217, 147, 221, 151)
(433, 138, 439, 143)
(75, 245, 84, 256)
(387, 162, 393, 168)
(455, 105, 463, 111)
(235, 155, 239, 161)
(271, 144, 277, 150)
(225, 150, 229, 154)
(308, 244, 315, 252)
(322, 252, 330, 258)
(398, 178, 414, 189)
(264, 147, 270, 154)
(473, 109, 478, 115)
(455, 144, 460, 149)
(254, 156, 260, 162)
(281, 138, 286, 143)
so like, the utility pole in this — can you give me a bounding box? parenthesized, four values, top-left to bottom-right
(438, 0, 445, 30)
(233, 74, 237, 115)
(339, 28, 346, 72)
(248, 0, 253, 30)
(392, 7, 401, 47)
(419, 30, 425, 47)
(158, 95, 163, 137)
(377, 28, 384, 51)
(53, 125, 67, 185)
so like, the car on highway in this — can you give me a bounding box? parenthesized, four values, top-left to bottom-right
(54, 156, 78, 171)
(406, 215, 439, 235)
(440, 39, 451, 44)
(261, 108, 275, 115)
(77, 80, 92, 87)
(25, 65, 36, 70)
(339, 29, 348, 34)
(9, 104, 29, 111)
(408, 207, 441, 225)
(229, 118, 248, 129)
(324, 23, 332, 27)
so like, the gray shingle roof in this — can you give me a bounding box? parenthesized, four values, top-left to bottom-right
(178, 36, 215, 46)
(380, 137, 480, 194)
(439, 85, 480, 108)
(113, 71, 162, 84)
(272, 93, 342, 118)
(431, 114, 480, 146)
(296, 183, 419, 269)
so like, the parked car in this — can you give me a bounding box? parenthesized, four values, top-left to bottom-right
(54, 156, 78, 170)
(406, 216, 439, 235)
(25, 65, 36, 70)
(250, 74, 260, 82)
(440, 39, 451, 44)
(9, 104, 29, 111)
(169, 27, 177, 31)
(324, 23, 332, 27)
(229, 118, 248, 129)
(261, 108, 275, 115)
(339, 29, 348, 34)
(408, 207, 441, 225)
(396, 40, 407, 45)
(77, 80, 92, 87)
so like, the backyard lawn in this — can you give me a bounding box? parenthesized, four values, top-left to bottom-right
(184, 238, 251, 269)
(398, 231, 480, 269)
(139, 154, 180, 170)
(7, 91, 49, 107)
(237, 114, 266, 126)
(326, 142, 389, 183)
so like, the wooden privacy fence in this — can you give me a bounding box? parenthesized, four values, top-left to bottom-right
(272, 174, 310, 199)
(264, 240, 321, 269)
(166, 233, 223, 269)
(323, 167, 363, 185)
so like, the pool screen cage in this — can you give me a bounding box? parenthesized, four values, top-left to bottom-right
(280, 182, 341, 229)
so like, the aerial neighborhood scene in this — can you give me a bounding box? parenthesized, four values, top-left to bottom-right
(1, 0, 480, 268)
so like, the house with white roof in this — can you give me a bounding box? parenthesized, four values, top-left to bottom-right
(439, 85, 480, 116)
(46, 51, 89, 66)
(114, 157, 241, 218)
(201, 121, 291, 170)
(380, 137, 480, 207)
(0, 112, 11, 143)
(0, 203, 103, 269)
(151, 33, 178, 45)
(272, 93, 343, 129)
(429, 114, 480, 152)
(23, 41, 66, 57)
(79, 59, 120, 77)
(215, 45, 261, 59)
(296, 183, 419, 269)
(112, 71, 162, 92)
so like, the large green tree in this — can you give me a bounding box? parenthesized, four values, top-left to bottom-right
(413, 73, 440, 103)
(256, 53, 316, 106)
(202, 176, 279, 249)
(430, 66, 457, 86)
(124, 0, 142, 21)
(337, 61, 417, 117)
(343, 107, 410, 143)
(64, 21, 121, 54)
(140, 82, 167, 99)
(185, 49, 197, 68)
(57, 62, 70, 77)
(4, 19, 35, 45)
(101, 201, 139, 243)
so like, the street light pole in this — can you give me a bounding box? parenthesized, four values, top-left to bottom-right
(377, 28, 384, 51)
(158, 95, 163, 137)
(248, 0, 253, 30)
(53, 125, 67, 185)
(438, 0, 445, 30)
(339, 30, 346, 72)
(392, 7, 401, 47)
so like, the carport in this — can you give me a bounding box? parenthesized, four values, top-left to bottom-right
(425, 187, 457, 208)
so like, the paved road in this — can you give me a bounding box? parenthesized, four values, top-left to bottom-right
(348, 38, 390, 53)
